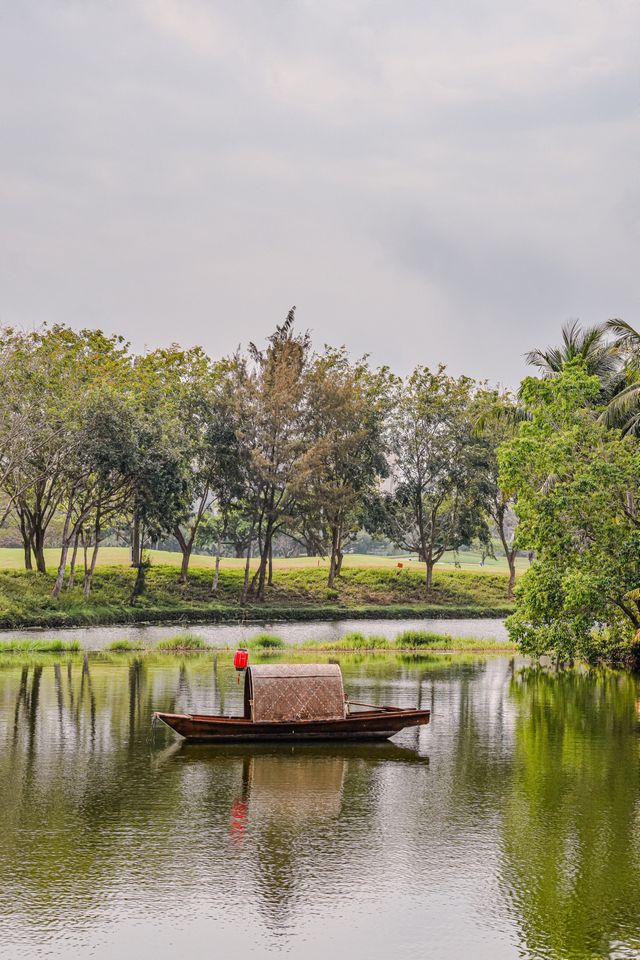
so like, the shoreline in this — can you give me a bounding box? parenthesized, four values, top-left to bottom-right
(0, 643, 517, 656)
(0, 563, 514, 631)
(0, 603, 514, 632)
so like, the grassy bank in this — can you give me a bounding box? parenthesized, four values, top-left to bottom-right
(0, 564, 514, 630)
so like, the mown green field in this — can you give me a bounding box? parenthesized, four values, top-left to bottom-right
(0, 562, 515, 629)
(0, 546, 528, 573)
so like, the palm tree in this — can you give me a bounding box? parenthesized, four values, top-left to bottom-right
(525, 319, 619, 386)
(603, 319, 640, 435)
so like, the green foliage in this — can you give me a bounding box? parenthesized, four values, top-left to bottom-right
(106, 639, 142, 652)
(156, 633, 208, 651)
(394, 629, 453, 647)
(0, 564, 512, 629)
(500, 360, 640, 662)
(503, 666, 640, 957)
(0, 638, 81, 653)
(315, 632, 390, 650)
(381, 365, 492, 590)
(247, 633, 284, 648)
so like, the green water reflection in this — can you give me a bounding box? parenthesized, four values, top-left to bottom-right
(501, 668, 640, 960)
(1, 653, 639, 959)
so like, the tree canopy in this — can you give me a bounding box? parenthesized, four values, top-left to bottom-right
(500, 360, 640, 662)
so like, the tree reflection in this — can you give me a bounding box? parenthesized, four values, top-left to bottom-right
(501, 667, 640, 960)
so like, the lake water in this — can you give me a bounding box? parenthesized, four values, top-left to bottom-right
(0, 616, 508, 648)
(1, 651, 639, 960)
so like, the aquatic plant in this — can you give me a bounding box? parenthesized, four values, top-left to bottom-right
(156, 633, 208, 651)
(248, 633, 285, 648)
(0, 638, 82, 653)
(106, 639, 143, 652)
(394, 630, 453, 647)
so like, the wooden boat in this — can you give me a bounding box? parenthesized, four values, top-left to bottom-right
(154, 663, 430, 743)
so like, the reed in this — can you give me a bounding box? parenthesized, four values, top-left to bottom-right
(0, 638, 82, 653)
(247, 633, 285, 648)
(156, 633, 208, 651)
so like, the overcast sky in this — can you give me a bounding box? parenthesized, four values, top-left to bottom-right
(0, 1, 638, 385)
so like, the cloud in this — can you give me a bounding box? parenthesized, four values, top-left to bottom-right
(0, 0, 637, 384)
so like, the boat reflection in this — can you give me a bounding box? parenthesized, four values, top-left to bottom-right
(164, 741, 428, 843)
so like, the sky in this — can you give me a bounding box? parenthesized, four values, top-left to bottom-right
(0, 0, 638, 386)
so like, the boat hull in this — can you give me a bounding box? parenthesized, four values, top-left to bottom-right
(154, 708, 430, 743)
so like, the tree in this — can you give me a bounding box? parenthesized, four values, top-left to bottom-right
(472, 389, 523, 598)
(382, 366, 491, 594)
(0, 325, 131, 573)
(601, 318, 640, 435)
(525, 319, 618, 391)
(50, 391, 142, 599)
(499, 360, 640, 663)
(299, 349, 389, 586)
(0, 331, 42, 564)
(132, 347, 244, 584)
(236, 309, 313, 601)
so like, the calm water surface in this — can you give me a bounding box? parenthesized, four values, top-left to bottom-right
(0, 616, 508, 648)
(1, 652, 639, 960)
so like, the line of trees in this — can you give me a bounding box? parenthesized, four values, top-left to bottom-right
(0, 311, 521, 601)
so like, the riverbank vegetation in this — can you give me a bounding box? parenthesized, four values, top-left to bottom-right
(501, 322, 640, 665)
(0, 638, 81, 653)
(2, 315, 640, 662)
(0, 318, 522, 613)
(0, 628, 514, 655)
(0, 565, 513, 628)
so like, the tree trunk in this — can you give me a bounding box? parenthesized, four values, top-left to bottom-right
(130, 530, 148, 603)
(52, 543, 70, 599)
(327, 525, 339, 587)
(212, 538, 221, 593)
(335, 547, 344, 577)
(174, 527, 193, 585)
(33, 526, 47, 574)
(83, 514, 101, 600)
(425, 556, 435, 594)
(83, 542, 100, 600)
(241, 533, 254, 604)
(255, 518, 273, 601)
(52, 505, 75, 599)
(180, 547, 192, 584)
(507, 551, 516, 600)
(267, 541, 273, 587)
(18, 512, 33, 571)
(131, 512, 141, 567)
(67, 530, 81, 590)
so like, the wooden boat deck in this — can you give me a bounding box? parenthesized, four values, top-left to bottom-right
(154, 706, 430, 743)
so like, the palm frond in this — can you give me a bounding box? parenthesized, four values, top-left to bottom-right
(602, 381, 640, 431)
(526, 319, 617, 383)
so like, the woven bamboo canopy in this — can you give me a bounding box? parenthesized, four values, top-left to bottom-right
(244, 664, 346, 722)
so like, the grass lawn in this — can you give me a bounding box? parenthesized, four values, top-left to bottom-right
(0, 561, 515, 629)
(0, 546, 529, 574)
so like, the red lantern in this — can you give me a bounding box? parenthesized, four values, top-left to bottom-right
(234, 648, 249, 671)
